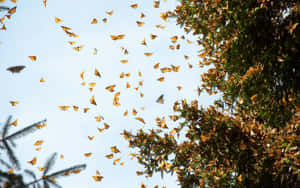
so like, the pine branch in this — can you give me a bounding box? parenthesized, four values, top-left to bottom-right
(0, 6, 10, 11)
(43, 152, 57, 176)
(24, 169, 39, 188)
(3, 119, 47, 142)
(0, 158, 12, 169)
(46, 164, 86, 179)
(2, 139, 20, 170)
(1, 116, 12, 141)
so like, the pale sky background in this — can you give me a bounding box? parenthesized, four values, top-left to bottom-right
(0, 0, 218, 187)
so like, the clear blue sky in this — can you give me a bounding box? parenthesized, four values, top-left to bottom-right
(0, 0, 217, 187)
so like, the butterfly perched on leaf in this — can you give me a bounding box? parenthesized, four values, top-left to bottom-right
(7, 65, 25, 73)
(156, 94, 164, 104)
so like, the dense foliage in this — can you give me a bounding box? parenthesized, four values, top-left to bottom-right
(124, 0, 300, 187)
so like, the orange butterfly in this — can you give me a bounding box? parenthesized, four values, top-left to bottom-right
(34, 140, 43, 146)
(156, 95, 164, 104)
(91, 18, 98, 24)
(90, 96, 97, 105)
(106, 10, 113, 15)
(157, 77, 165, 82)
(144, 52, 152, 56)
(120, 60, 128, 64)
(73, 45, 83, 51)
(9, 101, 18, 106)
(73, 106, 79, 111)
(29, 56, 37, 61)
(84, 152, 92, 157)
(105, 154, 113, 159)
(8, 7, 17, 15)
(55, 17, 63, 23)
(7, 65, 25, 73)
(105, 85, 116, 92)
(28, 157, 37, 165)
(111, 146, 120, 153)
(150, 34, 157, 39)
(136, 21, 144, 27)
(10, 120, 17, 126)
(95, 69, 101, 77)
(59, 106, 70, 111)
(130, 4, 138, 9)
(135, 117, 145, 124)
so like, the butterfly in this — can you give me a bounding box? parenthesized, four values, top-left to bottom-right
(29, 56, 37, 61)
(135, 117, 145, 124)
(8, 7, 17, 15)
(28, 157, 37, 165)
(130, 4, 138, 9)
(91, 18, 98, 24)
(136, 21, 144, 27)
(34, 140, 43, 146)
(95, 69, 101, 77)
(73, 45, 83, 51)
(9, 101, 18, 106)
(111, 146, 120, 153)
(7, 65, 25, 73)
(10, 120, 17, 126)
(144, 52, 152, 56)
(90, 96, 97, 105)
(59, 106, 70, 111)
(156, 94, 164, 104)
(55, 17, 63, 23)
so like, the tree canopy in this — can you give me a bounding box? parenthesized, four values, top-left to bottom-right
(124, 0, 300, 187)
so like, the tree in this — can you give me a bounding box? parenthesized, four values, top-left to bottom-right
(0, 116, 86, 188)
(123, 0, 300, 187)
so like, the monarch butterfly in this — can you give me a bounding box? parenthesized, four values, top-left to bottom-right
(7, 65, 25, 73)
(156, 94, 164, 104)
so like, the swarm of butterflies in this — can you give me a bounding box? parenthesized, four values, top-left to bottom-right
(2, 0, 200, 186)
